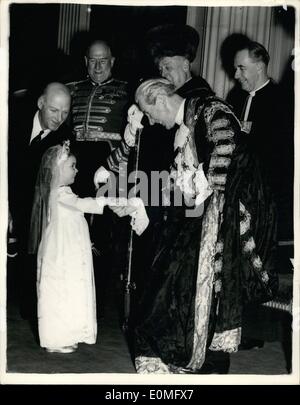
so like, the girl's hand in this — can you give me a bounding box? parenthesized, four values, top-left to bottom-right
(109, 204, 137, 217)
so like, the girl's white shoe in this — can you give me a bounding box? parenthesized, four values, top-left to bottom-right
(46, 345, 77, 354)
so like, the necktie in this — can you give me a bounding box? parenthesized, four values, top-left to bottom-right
(31, 130, 44, 145)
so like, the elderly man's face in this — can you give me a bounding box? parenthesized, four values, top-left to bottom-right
(234, 49, 260, 92)
(158, 56, 189, 90)
(86, 43, 115, 84)
(138, 97, 175, 130)
(39, 92, 70, 131)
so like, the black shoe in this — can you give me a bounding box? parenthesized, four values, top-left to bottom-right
(177, 362, 228, 375)
(199, 359, 230, 374)
(176, 357, 230, 375)
(199, 361, 218, 374)
(238, 338, 264, 351)
(201, 350, 230, 374)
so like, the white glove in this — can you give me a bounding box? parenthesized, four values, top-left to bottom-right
(124, 105, 144, 147)
(128, 198, 149, 236)
(124, 124, 136, 147)
(94, 166, 110, 189)
(106, 196, 149, 235)
(127, 104, 144, 133)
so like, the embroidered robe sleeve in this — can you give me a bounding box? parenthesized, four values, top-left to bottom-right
(106, 139, 131, 174)
(193, 100, 239, 192)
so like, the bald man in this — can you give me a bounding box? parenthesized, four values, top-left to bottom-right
(67, 40, 129, 320)
(67, 40, 129, 197)
(32, 82, 71, 137)
(8, 82, 74, 320)
(9, 81, 73, 240)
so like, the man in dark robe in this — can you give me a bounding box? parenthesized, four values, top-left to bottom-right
(227, 40, 293, 242)
(115, 78, 278, 374)
(128, 23, 214, 360)
(227, 40, 293, 350)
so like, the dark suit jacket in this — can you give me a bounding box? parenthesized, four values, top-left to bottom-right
(8, 92, 74, 248)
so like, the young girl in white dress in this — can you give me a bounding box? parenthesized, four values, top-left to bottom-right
(29, 141, 149, 354)
(29, 141, 119, 353)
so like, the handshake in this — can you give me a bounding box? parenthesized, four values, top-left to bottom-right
(98, 197, 149, 236)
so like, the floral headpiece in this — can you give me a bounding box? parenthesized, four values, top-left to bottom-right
(57, 140, 70, 166)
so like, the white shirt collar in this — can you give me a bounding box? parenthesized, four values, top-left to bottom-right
(250, 79, 270, 96)
(175, 99, 186, 126)
(30, 111, 51, 144)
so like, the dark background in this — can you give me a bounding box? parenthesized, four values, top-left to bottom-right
(9, 3, 187, 96)
(8, 3, 295, 242)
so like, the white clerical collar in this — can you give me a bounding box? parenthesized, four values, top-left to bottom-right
(30, 111, 51, 144)
(175, 99, 186, 126)
(250, 79, 270, 96)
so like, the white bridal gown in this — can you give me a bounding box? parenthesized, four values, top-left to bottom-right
(37, 186, 104, 349)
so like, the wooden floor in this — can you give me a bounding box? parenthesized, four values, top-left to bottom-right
(3, 247, 295, 384)
(4, 296, 291, 380)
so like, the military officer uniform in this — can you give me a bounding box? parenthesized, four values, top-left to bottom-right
(68, 77, 129, 196)
(67, 77, 130, 318)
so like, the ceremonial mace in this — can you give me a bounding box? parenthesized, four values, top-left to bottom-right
(122, 126, 142, 331)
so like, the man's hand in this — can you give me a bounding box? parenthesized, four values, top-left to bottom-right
(108, 197, 149, 235)
(94, 166, 110, 189)
(124, 104, 144, 147)
(108, 199, 137, 217)
(128, 104, 144, 133)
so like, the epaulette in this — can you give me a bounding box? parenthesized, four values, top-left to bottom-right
(66, 79, 89, 93)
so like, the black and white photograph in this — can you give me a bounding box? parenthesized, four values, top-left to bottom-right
(0, 0, 298, 386)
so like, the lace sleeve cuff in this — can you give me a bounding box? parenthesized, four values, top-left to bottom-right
(194, 163, 213, 205)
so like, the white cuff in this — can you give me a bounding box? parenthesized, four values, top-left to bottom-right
(128, 198, 149, 235)
(127, 104, 144, 129)
(95, 197, 106, 214)
(124, 124, 136, 147)
(194, 163, 213, 206)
